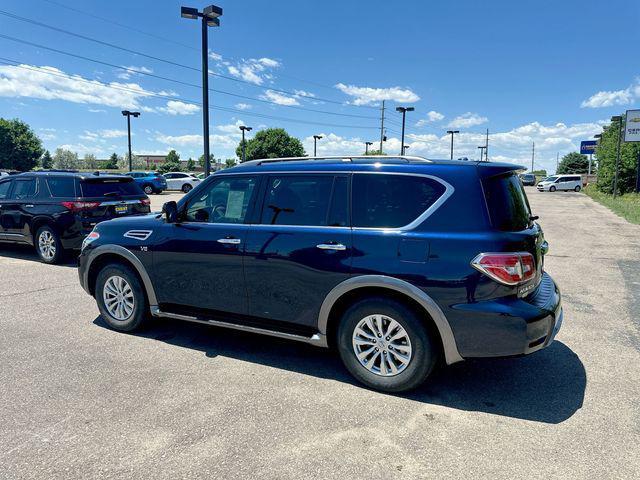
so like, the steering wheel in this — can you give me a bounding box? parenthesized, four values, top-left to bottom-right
(211, 204, 226, 222)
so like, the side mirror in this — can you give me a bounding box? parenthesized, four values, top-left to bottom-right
(162, 201, 178, 223)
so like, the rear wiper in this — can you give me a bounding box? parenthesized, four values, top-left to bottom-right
(103, 191, 121, 197)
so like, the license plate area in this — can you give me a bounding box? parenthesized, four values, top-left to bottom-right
(115, 205, 129, 215)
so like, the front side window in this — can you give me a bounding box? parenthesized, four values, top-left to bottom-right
(0, 180, 12, 199)
(260, 175, 337, 226)
(12, 178, 37, 200)
(185, 176, 257, 224)
(352, 174, 446, 228)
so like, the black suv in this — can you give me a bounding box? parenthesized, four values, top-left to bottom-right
(78, 156, 562, 392)
(0, 172, 150, 263)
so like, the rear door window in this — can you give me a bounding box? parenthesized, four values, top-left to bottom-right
(482, 173, 531, 231)
(260, 175, 335, 226)
(80, 179, 142, 197)
(352, 173, 446, 228)
(11, 178, 37, 200)
(46, 177, 77, 197)
(0, 180, 12, 199)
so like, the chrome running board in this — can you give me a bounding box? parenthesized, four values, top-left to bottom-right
(150, 307, 328, 348)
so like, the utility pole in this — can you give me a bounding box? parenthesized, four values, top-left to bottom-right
(485, 128, 489, 161)
(121, 110, 140, 172)
(396, 106, 415, 155)
(531, 142, 535, 172)
(446, 130, 459, 160)
(379, 100, 386, 154)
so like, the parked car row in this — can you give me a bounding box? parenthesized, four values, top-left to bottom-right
(126, 171, 200, 194)
(518, 173, 584, 192)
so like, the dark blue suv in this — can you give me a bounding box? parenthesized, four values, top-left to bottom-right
(78, 156, 562, 392)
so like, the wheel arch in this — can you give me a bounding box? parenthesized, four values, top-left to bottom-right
(319, 275, 463, 365)
(84, 245, 158, 308)
(31, 216, 58, 243)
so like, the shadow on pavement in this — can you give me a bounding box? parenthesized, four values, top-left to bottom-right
(94, 315, 585, 424)
(0, 243, 77, 267)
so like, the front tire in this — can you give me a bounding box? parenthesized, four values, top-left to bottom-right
(549, 185, 556, 192)
(337, 297, 437, 393)
(96, 263, 148, 332)
(182, 183, 193, 193)
(35, 226, 64, 264)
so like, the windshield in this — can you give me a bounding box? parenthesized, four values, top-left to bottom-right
(542, 176, 558, 182)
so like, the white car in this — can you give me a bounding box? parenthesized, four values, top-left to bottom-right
(163, 172, 201, 193)
(537, 175, 583, 192)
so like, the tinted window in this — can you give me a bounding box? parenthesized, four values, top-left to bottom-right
(482, 173, 531, 231)
(352, 174, 446, 228)
(164, 173, 175, 179)
(185, 176, 257, 223)
(12, 179, 37, 200)
(0, 180, 11, 199)
(328, 176, 349, 227)
(261, 175, 334, 226)
(46, 177, 76, 197)
(80, 179, 142, 197)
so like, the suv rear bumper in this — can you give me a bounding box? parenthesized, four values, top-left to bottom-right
(448, 272, 563, 358)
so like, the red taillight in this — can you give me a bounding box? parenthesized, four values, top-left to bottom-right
(471, 252, 536, 285)
(61, 201, 101, 212)
(140, 198, 151, 206)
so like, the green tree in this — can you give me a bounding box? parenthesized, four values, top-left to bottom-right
(364, 149, 384, 156)
(224, 158, 237, 169)
(595, 115, 640, 195)
(40, 150, 53, 169)
(158, 149, 181, 173)
(0, 118, 43, 171)
(53, 148, 80, 170)
(557, 152, 589, 174)
(531, 169, 547, 177)
(236, 128, 305, 161)
(198, 153, 214, 168)
(83, 153, 98, 170)
(118, 153, 145, 171)
(104, 152, 119, 169)
(186, 157, 196, 171)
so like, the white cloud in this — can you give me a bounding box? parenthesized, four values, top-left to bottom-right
(447, 112, 488, 129)
(416, 110, 444, 126)
(88, 108, 106, 113)
(79, 129, 128, 142)
(302, 133, 365, 156)
(235, 103, 252, 110)
(160, 100, 200, 115)
(226, 57, 280, 85)
(580, 79, 639, 108)
(155, 132, 239, 150)
(261, 89, 299, 106)
(208, 51, 222, 61)
(0, 64, 152, 109)
(294, 89, 315, 98)
(216, 120, 245, 134)
(57, 143, 106, 156)
(334, 83, 420, 106)
(116, 65, 153, 80)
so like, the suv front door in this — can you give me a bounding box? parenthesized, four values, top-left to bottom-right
(244, 174, 352, 330)
(1, 177, 38, 243)
(0, 179, 14, 239)
(152, 174, 259, 315)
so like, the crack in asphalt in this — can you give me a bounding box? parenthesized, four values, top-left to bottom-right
(0, 283, 77, 298)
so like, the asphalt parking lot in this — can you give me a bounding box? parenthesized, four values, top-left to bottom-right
(1, 188, 639, 479)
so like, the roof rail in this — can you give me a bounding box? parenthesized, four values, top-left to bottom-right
(254, 155, 431, 166)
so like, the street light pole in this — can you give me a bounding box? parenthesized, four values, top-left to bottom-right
(239, 125, 252, 163)
(181, 5, 222, 178)
(396, 106, 414, 155)
(313, 135, 323, 156)
(446, 130, 459, 160)
(365, 141, 373, 155)
(403, 145, 410, 155)
(477, 145, 486, 161)
(121, 110, 140, 172)
(611, 115, 623, 198)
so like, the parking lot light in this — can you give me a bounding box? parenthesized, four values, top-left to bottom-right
(365, 141, 373, 155)
(121, 110, 140, 172)
(180, 4, 223, 178)
(446, 130, 459, 160)
(239, 125, 252, 163)
(396, 106, 415, 155)
(313, 135, 323, 156)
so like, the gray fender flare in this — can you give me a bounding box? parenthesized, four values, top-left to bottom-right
(83, 244, 158, 307)
(317, 275, 463, 365)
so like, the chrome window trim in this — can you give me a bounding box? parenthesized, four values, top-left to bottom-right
(213, 170, 454, 232)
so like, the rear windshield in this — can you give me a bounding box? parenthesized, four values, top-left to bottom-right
(80, 178, 143, 197)
(483, 173, 531, 231)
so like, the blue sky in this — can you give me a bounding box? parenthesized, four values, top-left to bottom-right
(1, 0, 638, 173)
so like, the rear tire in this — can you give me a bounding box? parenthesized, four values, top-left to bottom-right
(96, 263, 148, 332)
(549, 185, 556, 192)
(182, 183, 193, 193)
(142, 184, 154, 195)
(574, 185, 581, 192)
(337, 297, 437, 393)
(35, 226, 64, 264)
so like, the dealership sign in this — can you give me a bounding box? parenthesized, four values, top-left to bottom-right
(580, 140, 597, 154)
(625, 109, 640, 142)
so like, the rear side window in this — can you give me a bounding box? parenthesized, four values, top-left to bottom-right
(47, 177, 76, 197)
(261, 175, 340, 226)
(80, 179, 142, 197)
(12, 178, 37, 200)
(352, 174, 446, 228)
(0, 180, 12, 199)
(483, 173, 531, 231)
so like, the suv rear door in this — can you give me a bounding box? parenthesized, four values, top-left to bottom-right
(244, 173, 352, 330)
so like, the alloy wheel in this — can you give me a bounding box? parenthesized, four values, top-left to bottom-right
(103, 275, 135, 321)
(38, 230, 56, 261)
(352, 314, 413, 377)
